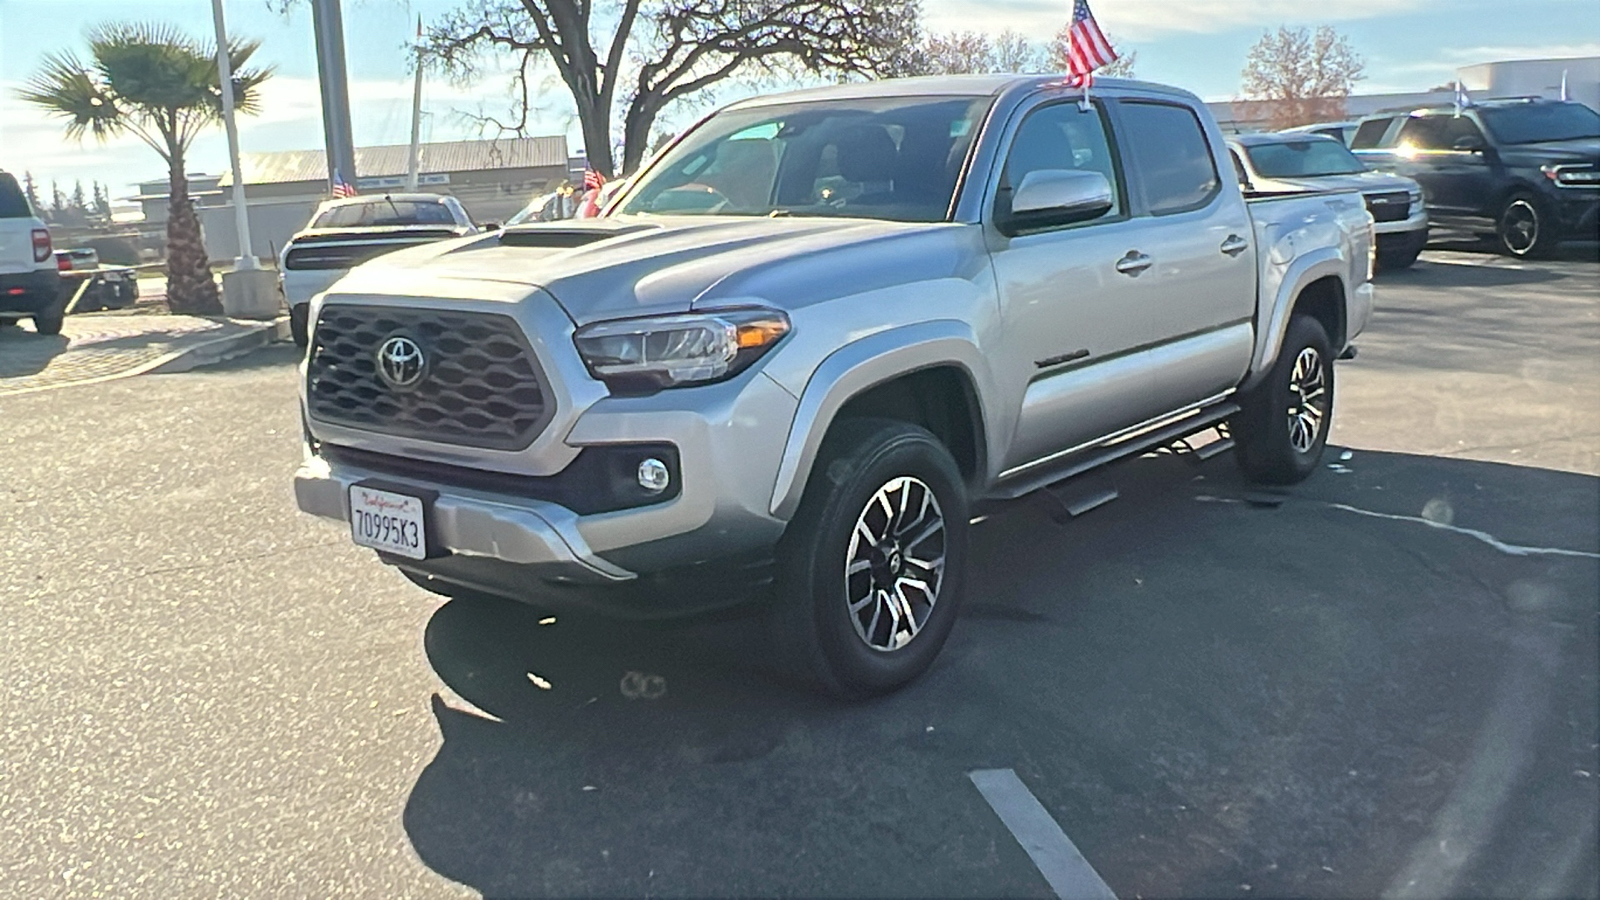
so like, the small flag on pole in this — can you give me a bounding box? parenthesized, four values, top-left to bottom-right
(1063, 0, 1117, 89)
(1454, 80, 1471, 117)
(1560, 69, 1569, 101)
(331, 169, 357, 198)
(576, 168, 607, 217)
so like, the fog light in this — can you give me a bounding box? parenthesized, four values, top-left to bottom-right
(637, 458, 670, 493)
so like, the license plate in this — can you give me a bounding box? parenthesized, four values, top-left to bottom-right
(348, 485, 427, 559)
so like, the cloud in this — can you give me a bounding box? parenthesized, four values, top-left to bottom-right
(922, 0, 1439, 40)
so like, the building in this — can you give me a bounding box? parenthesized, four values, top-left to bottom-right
(1209, 55, 1599, 133)
(199, 135, 569, 262)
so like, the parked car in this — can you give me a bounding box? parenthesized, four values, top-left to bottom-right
(53, 248, 139, 312)
(1351, 98, 1600, 257)
(279, 193, 479, 347)
(0, 169, 62, 335)
(1229, 132, 1428, 269)
(1280, 120, 1360, 146)
(294, 75, 1374, 696)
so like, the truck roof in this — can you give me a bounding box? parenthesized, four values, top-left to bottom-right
(724, 75, 1200, 111)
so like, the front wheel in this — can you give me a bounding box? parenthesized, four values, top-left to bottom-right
(1497, 193, 1559, 258)
(1233, 315, 1334, 485)
(774, 419, 969, 697)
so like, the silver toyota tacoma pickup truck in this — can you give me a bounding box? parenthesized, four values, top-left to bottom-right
(295, 76, 1374, 695)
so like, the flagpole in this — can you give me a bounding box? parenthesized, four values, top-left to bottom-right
(1561, 69, 1569, 102)
(211, 0, 257, 270)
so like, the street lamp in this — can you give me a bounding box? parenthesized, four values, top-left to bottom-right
(211, 0, 280, 318)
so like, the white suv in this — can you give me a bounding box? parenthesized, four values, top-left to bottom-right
(0, 170, 62, 335)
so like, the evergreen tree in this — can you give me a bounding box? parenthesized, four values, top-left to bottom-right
(23, 172, 43, 216)
(92, 181, 111, 218)
(71, 179, 87, 214)
(50, 180, 64, 221)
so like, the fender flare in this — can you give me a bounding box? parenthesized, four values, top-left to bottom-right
(1243, 247, 1349, 393)
(768, 319, 993, 520)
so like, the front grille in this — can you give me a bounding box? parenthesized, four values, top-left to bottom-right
(307, 304, 552, 451)
(1364, 191, 1411, 223)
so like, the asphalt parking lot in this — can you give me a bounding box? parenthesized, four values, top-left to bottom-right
(1, 243, 1596, 898)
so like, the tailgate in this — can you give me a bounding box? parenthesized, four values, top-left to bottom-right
(0, 220, 37, 272)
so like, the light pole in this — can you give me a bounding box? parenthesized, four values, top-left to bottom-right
(211, 0, 256, 271)
(311, 0, 358, 190)
(211, 0, 280, 318)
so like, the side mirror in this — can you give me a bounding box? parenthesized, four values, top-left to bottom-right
(477, 222, 502, 232)
(1000, 169, 1114, 235)
(1452, 135, 1485, 152)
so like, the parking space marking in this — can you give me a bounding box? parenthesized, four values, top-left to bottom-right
(968, 768, 1118, 900)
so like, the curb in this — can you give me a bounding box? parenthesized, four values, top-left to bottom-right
(146, 316, 291, 375)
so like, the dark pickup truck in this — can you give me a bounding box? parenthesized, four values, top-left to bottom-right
(1351, 98, 1600, 257)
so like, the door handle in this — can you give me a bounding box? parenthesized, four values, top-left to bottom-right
(1221, 235, 1250, 256)
(1115, 251, 1153, 276)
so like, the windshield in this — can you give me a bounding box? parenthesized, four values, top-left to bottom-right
(313, 199, 457, 228)
(614, 95, 994, 222)
(1245, 139, 1366, 178)
(1478, 103, 1600, 144)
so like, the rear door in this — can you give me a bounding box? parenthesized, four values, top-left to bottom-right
(0, 172, 41, 274)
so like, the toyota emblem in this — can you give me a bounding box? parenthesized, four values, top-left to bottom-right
(377, 335, 426, 388)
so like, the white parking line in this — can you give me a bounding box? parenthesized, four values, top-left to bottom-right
(969, 768, 1118, 900)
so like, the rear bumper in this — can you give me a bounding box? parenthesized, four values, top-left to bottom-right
(0, 269, 61, 315)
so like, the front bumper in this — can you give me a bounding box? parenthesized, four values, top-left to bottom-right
(0, 269, 61, 315)
(1554, 193, 1599, 240)
(296, 288, 801, 609)
(1372, 207, 1428, 238)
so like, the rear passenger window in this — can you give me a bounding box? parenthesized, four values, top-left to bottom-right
(0, 173, 32, 219)
(1350, 117, 1394, 149)
(1118, 102, 1220, 216)
(1396, 115, 1485, 151)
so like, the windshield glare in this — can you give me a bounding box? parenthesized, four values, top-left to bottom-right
(614, 95, 994, 222)
(313, 199, 456, 228)
(1245, 139, 1366, 178)
(1479, 103, 1600, 144)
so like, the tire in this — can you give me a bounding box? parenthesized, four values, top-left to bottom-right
(290, 303, 309, 349)
(1375, 231, 1425, 270)
(1497, 193, 1559, 258)
(773, 418, 969, 697)
(33, 302, 65, 336)
(1233, 315, 1334, 485)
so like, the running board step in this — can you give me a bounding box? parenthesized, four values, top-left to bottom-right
(1192, 437, 1236, 462)
(991, 402, 1241, 501)
(1039, 486, 1120, 524)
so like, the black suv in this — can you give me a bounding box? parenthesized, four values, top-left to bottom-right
(1351, 98, 1599, 257)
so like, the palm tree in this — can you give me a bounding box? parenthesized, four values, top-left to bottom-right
(20, 23, 272, 315)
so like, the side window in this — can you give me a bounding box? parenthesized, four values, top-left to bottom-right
(1350, 117, 1394, 149)
(0, 173, 32, 218)
(1117, 102, 1221, 216)
(997, 101, 1123, 224)
(1398, 115, 1486, 151)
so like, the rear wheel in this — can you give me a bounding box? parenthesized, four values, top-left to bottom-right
(774, 419, 969, 697)
(1497, 193, 1559, 258)
(33, 301, 65, 336)
(1233, 315, 1334, 484)
(290, 303, 309, 348)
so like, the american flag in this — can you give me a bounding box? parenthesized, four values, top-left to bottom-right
(331, 169, 357, 199)
(1063, 0, 1117, 88)
(582, 168, 606, 191)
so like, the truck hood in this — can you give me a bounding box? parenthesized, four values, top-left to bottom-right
(331, 215, 974, 325)
(1252, 169, 1419, 195)
(1498, 136, 1600, 166)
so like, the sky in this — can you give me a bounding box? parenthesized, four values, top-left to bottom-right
(2, 0, 1597, 200)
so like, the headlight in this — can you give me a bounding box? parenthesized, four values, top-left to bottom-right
(573, 308, 790, 391)
(1408, 189, 1424, 212)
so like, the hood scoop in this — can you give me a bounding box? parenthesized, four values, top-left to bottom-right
(499, 222, 660, 249)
